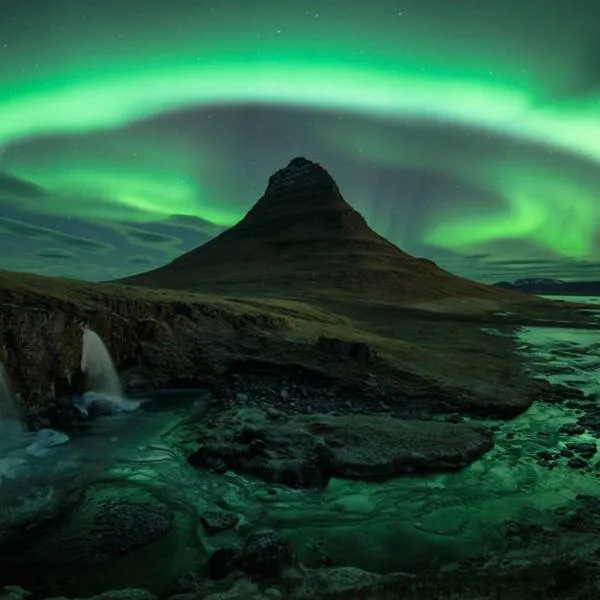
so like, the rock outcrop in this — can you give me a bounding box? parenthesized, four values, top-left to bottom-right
(0, 271, 291, 425)
(187, 408, 494, 488)
(0, 482, 201, 597)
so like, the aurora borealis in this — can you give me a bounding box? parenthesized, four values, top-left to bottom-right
(1, 0, 600, 282)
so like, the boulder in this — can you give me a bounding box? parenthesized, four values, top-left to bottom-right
(201, 509, 239, 535)
(241, 530, 295, 579)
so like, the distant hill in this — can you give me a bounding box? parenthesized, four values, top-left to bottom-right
(494, 278, 600, 296)
(119, 157, 521, 303)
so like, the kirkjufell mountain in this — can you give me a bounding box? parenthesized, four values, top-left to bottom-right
(119, 157, 516, 301)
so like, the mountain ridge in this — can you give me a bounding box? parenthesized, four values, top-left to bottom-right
(495, 278, 600, 296)
(119, 157, 520, 303)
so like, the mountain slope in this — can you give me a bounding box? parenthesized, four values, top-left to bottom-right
(119, 157, 519, 302)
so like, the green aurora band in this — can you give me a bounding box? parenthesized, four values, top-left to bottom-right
(317, 120, 600, 260)
(3, 62, 600, 163)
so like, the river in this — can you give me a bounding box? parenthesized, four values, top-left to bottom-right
(0, 296, 598, 591)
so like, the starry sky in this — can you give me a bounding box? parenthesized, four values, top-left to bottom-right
(2, 0, 600, 284)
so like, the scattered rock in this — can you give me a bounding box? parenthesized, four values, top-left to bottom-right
(504, 521, 552, 548)
(201, 509, 239, 535)
(202, 457, 229, 475)
(200, 578, 261, 600)
(566, 442, 597, 458)
(291, 567, 384, 600)
(567, 457, 588, 469)
(536, 450, 554, 460)
(578, 410, 600, 435)
(537, 384, 585, 405)
(560, 495, 600, 533)
(534, 450, 559, 469)
(165, 593, 197, 600)
(0, 586, 31, 600)
(168, 572, 203, 596)
(241, 530, 295, 579)
(559, 423, 585, 436)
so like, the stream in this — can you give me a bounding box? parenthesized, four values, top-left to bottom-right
(0, 296, 598, 593)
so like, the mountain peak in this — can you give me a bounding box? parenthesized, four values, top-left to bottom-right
(267, 156, 332, 188)
(119, 158, 513, 303)
(259, 156, 343, 212)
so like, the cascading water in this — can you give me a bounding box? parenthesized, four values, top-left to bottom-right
(79, 327, 139, 414)
(0, 361, 24, 434)
(81, 327, 124, 398)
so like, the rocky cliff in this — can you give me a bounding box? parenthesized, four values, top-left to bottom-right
(0, 268, 567, 429)
(0, 270, 290, 426)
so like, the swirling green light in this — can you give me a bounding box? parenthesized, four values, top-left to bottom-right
(2, 61, 600, 167)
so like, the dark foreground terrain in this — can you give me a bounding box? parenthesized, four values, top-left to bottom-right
(1, 270, 600, 600)
(1, 268, 594, 427)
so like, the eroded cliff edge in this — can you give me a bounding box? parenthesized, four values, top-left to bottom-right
(0, 269, 588, 428)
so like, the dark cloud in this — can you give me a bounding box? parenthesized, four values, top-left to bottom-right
(464, 253, 493, 261)
(0, 216, 113, 252)
(128, 256, 154, 264)
(486, 258, 600, 273)
(167, 214, 225, 233)
(0, 257, 114, 280)
(123, 226, 182, 246)
(0, 172, 47, 199)
(487, 258, 564, 267)
(34, 248, 75, 259)
(450, 256, 600, 283)
(123, 218, 216, 254)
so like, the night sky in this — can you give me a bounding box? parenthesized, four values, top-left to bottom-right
(2, 0, 600, 284)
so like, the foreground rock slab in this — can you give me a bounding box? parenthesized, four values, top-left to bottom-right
(187, 408, 493, 488)
(0, 483, 202, 597)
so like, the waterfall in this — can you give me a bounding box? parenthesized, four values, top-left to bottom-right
(80, 328, 124, 398)
(79, 328, 139, 414)
(0, 361, 24, 434)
